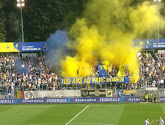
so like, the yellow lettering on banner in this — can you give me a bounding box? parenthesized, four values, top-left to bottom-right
(84, 78, 90, 83)
(87, 78, 91, 83)
(76, 78, 79, 83)
(99, 77, 101, 83)
(62, 77, 126, 84)
(99, 77, 105, 83)
(79, 78, 82, 83)
(118, 77, 120, 82)
(96, 77, 99, 83)
(61, 79, 64, 84)
(110, 78, 112, 82)
(77, 78, 79, 83)
(84, 78, 87, 83)
(106, 78, 110, 82)
(114, 77, 118, 82)
(111, 77, 114, 82)
(102, 77, 105, 82)
(72, 78, 76, 84)
(116, 77, 118, 82)
(107, 78, 112, 82)
(120, 77, 124, 82)
(68, 78, 71, 84)
(92, 77, 96, 83)
(117, 77, 119, 82)
(64, 78, 70, 85)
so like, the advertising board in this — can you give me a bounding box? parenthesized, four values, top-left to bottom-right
(0, 97, 141, 104)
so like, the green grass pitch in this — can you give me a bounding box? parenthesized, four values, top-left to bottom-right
(0, 103, 165, 125)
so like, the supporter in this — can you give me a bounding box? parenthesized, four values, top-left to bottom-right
(144, 93, 148, 102)
(138, 52, 165, 88)
(0, 55, 60, 93)
(0, 51, 164, 94)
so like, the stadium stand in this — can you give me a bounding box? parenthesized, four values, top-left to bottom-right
(0, 52, 164, 98)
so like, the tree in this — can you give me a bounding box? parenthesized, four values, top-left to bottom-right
(3, 0, 20, 41)
(3, 0, 86, 41)
(0, 1, 6, 41)
(23, 0, 86, 41)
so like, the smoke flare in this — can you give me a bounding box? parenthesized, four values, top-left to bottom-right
(61, 0, 164, 82)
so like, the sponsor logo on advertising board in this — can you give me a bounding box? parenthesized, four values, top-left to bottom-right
(160, 97, 165, 102)
(127, 97, 141, 102)
(46, 99, 68, 103)
(0, 99, 14, 104)
(74, 98, 97, 102)
(0, 97, 141, 104)
(99, 98, 121, 102)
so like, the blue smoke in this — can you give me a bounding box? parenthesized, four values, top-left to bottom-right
(46, 30, 68, 67)
(15, 58, 29, 74)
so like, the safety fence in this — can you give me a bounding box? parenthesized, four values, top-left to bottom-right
(1, 88, 165, 103)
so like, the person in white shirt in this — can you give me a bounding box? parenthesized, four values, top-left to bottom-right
(156, 117, 164, 125)
(144, 118, 154, 125)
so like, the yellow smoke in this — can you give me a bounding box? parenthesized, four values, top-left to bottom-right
(61, 56, 79, 77)
(61, 0, 164, 83)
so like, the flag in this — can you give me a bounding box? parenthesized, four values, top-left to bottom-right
(98, 65, 106, 77)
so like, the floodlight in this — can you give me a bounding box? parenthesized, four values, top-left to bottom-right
(17, 3, 21, 7)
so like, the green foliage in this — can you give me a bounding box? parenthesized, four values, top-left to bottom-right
(0, 1, 6, 41)
(2, 0, 86, 41)
(23, 0, 86, 41)
(4, 0, 20, 41)
(1, 0, 165, 41)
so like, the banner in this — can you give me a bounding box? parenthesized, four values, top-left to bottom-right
(0, 97, 141, 104)
(24, 90, 81, 99)
(0, 42, 46, 52)
(16, 91, 24, 99)
(89, 90, 106, 97)
(106, 89, 113, 97)
(118, 89, 123, 97)
(123, 89, 136, 94)
(134, 39, 165, 49)
(159, 89, 165, 97)
(81, 90, 89, 97)
(60, 77, 129, 85)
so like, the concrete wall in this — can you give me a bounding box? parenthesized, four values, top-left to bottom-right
(24, 90, 81, 98)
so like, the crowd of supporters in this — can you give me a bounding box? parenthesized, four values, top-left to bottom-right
(93, 52, 165, 89)
(0, 55, 60, 94)
(138, 52, 165, 88)
(0, 51, 164, 94)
